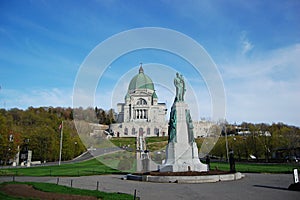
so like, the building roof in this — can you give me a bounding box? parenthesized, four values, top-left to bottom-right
(125, 92, 130, 99)
(128, 65, 154, 92)
(152, 91, 158, 99)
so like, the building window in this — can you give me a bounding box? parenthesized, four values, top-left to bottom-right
(124, 128, 128, 135)
(129, 104, 131, 119)
(139, 127, 144, 136)
(154, 128, 159, 136)
(135, 109, 147, 119)
(147, 128, 150, 135)
(132, 127, 136, 135)
(137, 98, 147, 105)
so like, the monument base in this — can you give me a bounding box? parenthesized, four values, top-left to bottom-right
(160, 102, 208, 172)
(125, 171, 245, 183)
(160, 163, 208, 172)
(160, 142, 208, 172)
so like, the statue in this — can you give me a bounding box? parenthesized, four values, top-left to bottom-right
(185, 109, 195, 144)
(161, 73, 208, 172)
(229, 150, 236, 173)
(168, 105, 177, 143)
(180, 74, 186, 100)
(174, 72, 186, 102)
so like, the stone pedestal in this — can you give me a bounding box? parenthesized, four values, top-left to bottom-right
(160, 102, 208, 172)
(27, 150, 32, 167)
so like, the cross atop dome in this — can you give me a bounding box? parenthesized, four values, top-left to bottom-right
(139, 63, 144, 73)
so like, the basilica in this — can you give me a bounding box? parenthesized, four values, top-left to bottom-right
(109, 65, 214, 138)
(109, 65, 168, 137)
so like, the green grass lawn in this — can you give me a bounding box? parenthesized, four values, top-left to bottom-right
(145, 136, 168, 143)
(0, 181, 133, 200)
(110, 137, 136, 149)
(109, 136, 169, 151)
(0, 159, 120, 176)
(1, 157, 299, 177)
(210, 161, 300, 173)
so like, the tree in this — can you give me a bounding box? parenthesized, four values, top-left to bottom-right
(106, 109, 116, 124)
(0, 111, 21, 165)
(0, 107, 89, 164)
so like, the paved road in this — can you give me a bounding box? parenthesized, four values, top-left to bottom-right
(0, 173, 298, 200)
(0, 147, 121, 169)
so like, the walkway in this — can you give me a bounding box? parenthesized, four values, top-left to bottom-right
(0, 173, 298, 200)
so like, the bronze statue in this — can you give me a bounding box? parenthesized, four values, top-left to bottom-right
(174, 72, 186, 102)
(168, 106, 177, 143)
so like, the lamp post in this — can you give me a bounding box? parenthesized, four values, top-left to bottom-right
(58, 121, 63, 166)
(225, 126, 229, 162)
(74, 141, 77, 158)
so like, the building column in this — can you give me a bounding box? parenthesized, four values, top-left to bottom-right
(130, 105, 132, 120)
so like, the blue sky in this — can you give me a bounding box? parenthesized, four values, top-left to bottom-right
(0, 0, 299, 126)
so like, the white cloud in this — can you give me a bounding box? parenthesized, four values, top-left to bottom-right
(2, 88, 72, 109)
(240, 31, 254, 55)
(221, 43, 300, 126)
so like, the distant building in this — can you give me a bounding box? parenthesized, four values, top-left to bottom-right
(109, 65, 168, 137)
(235, 126, 251, 136)
(193, 120, 215, 138)
(225, 126, 272, 137)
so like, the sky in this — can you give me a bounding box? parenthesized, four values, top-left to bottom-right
(0, 0, 299, 126)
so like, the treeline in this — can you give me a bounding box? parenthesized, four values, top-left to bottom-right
(73, 107, 115, 124)
(0, 106, 115, 165)
(209, 122, 300, 162)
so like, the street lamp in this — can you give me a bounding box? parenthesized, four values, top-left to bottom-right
(74, 141, 78, 158)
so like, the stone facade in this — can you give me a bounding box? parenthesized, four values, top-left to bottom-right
(193, 120, 215, 138)
(109, 66, 168, 137)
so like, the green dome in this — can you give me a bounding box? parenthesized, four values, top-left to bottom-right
(128, 66, 154, 91)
